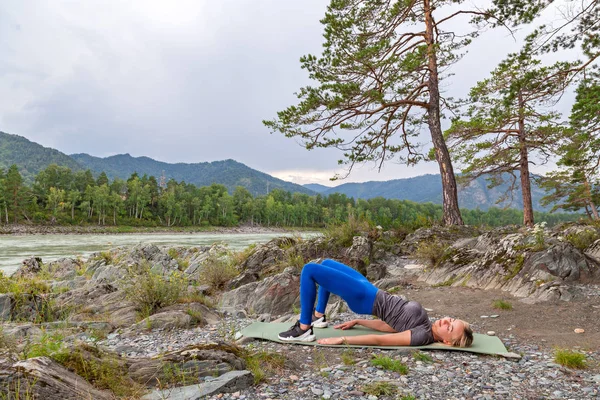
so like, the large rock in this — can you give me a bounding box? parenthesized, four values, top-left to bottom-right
(0, 356, 113, 399)
(128, 343, 245, 387)
(142, 370, 253, 400)
(418, 229, 598, 301)
(12, 257, 43, 279)
(0, 294, 12, 321)
(45, 258, 84, 281)
(220, 268, 300, 316)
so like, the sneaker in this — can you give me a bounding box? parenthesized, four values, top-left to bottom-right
(278, 321, 316, 342)
(311, 313, 328, 328)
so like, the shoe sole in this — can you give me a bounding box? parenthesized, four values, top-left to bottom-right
(278, 333, 316, 342)
(312, 321, 328, 328)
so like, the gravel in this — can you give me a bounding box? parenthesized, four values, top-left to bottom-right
(93, 311, 600, 399)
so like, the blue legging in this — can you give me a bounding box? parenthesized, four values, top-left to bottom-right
(299, 259, 378, 325)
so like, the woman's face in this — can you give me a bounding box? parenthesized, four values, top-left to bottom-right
(434, 317, 466, 345)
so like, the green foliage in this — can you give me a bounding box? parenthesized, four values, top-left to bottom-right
(324, 215, 372, 247)
(492, 300, 513, 310)
(341, 348, 356, 366)
(370, 355, 409, 375)
(22, 332, 65, 359)
(505, 254, 525, 281)
(554, 349, 587, 369)
(198, 252, 239, 291)
(243, 350, 286, 384)
(412, 351, 433, 363)
(566, 230, 600, 251)
(52, 344, 144, 397)
(361, 381, 398, 397)
(414, 240, 449, 268)
(124, 267, 187, 316)
(432, 276, 460, 287)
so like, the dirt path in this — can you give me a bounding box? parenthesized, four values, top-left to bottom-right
(400, 280, 600, 351)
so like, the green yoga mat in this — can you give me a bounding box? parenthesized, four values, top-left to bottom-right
(240, 322, 509, 355)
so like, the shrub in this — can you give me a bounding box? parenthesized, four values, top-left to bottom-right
(492, 300, 513, 310)
(231, 244, 257, 266)
(566, 230, 600, 251)
(414, 240, 449, 267)
(199, 253, 239, 291)
(554, 349, 587, 369)
(124, 268, 187, 315)
(324, 215, 372, 248)
(370, 355, 409, 374)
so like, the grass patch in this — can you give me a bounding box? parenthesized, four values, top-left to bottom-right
(432, 275, 459, 287)
(341, 348, 356, 366)
(505, 253, 525, 281)
(492, 300, 513, 310)
(53, 344, 145, 397)
(566, 230, 600, 251)
(231, 244, 257, 266)
(324, 215, 373, 248)
(243, 350, 286, 384)
(412, 351, 433, 363)
(554, 349, 587, 369)
(361, 381, 398, 396)
(21, 332, 65, 359)
(414, 240, 450, 268)
(370, 355, 409, 375)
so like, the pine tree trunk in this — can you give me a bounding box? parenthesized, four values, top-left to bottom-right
(583, 177, 600, 220)
(424, 0, 463, 226)
(518, 92, 534, 227)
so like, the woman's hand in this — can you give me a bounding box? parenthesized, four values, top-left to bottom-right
(334, 320, 357, 330)
(317, 337, 346, 345)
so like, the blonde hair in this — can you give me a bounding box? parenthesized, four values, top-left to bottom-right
(450, 322, 473, 348)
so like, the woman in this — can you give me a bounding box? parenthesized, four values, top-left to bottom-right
(278, 259, 473, 347)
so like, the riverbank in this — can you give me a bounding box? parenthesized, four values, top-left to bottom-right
(0, 224, 313, 236)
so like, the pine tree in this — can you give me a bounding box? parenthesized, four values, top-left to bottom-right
(445, 44, 579, 226)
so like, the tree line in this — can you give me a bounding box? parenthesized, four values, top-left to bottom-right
(264, 0, 599, 227)
(0, 164, 578, 229)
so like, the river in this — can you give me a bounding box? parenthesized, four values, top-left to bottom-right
(0, 232, 320, 276)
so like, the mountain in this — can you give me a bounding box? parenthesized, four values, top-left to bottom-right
(0, 131, 83, 183)
(319, 173, 552, 212)
(303, 183, 331, 193)
(70, 153, 315, 196)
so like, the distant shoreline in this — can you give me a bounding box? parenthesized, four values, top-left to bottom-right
(0, 224, 314, 236)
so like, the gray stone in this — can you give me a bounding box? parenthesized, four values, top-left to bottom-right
(4, 357, 113, 399)
(142, 370, 253, 400)
(0, 294, 12, 321)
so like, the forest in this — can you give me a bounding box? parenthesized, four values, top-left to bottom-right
(0, 164, 580, 229)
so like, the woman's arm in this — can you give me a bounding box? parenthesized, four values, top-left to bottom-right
(317, 330, 412, 346)
(335, 319, 397, 333)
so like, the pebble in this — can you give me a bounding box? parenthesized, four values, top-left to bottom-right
(96, 311, 600, 400)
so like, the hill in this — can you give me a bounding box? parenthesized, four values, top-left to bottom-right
(317, 173, 551, 212)
(0, 131, 83, 183)
(70, 153, 315, 196)
(303, 183, 331, 193)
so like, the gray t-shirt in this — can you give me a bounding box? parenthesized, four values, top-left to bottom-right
(371, 290, 434, 346)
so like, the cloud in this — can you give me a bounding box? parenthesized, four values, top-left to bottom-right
(0, 0, 587, 184)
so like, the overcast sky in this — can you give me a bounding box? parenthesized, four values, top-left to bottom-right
(0, 1, 579, 187)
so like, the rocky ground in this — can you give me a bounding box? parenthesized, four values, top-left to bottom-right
(1, 223, 600, 399)
(91, 279, 600, 400)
